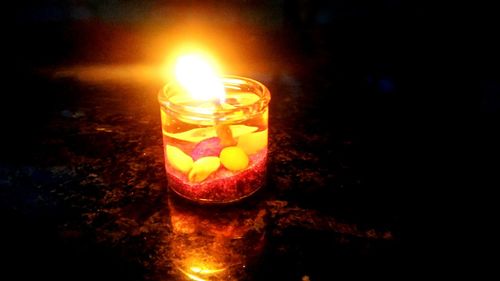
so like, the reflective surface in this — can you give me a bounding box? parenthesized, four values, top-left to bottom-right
(1, 75, 400, 280)
(166, 196, 266, 281)
(4, 2, 408, 274)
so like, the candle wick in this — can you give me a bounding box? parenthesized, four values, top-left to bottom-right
(214, 100, 236, 147)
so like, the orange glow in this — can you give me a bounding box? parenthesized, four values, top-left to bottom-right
(176, 260, 227, 281)
(49, 64, 163, 84)
(173, 53, 225, 102)
(178, 269, 207, 281)
(189, 266, 227, 275)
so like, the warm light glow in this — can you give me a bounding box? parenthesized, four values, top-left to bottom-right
(181, 271, 207, 281)
(176, 257, 228, 281)
(51, 64, 163, 84)
(174, 54, 225, 102)
(189, 266, 227, 275)
(177, 264, 227, 281)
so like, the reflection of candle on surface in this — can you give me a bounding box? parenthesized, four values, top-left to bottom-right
(167, 196, 266, 280)
(158, 53, 270, 203)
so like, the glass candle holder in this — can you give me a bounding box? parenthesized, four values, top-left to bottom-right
(159, 76, 270, 203)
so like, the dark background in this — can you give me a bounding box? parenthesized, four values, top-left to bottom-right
(6, 1, 500, 123)
(2, 1, 497, 280)
(6, 0, 433, 154)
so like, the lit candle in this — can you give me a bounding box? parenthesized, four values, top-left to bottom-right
(158, 53, 270, 203)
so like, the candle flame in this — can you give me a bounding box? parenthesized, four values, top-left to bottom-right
(174, 54, 225, 103)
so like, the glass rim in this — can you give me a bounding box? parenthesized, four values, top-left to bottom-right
(158, 75, 270, 122)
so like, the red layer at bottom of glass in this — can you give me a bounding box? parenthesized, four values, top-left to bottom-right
(166, 149, 267, 203)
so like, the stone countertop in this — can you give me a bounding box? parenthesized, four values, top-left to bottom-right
(1, 70, 401, 281)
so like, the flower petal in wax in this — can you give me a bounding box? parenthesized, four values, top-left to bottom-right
(188, 156, 221, 182)
(164, 125, 258, 143)
(191, 137, 223, 160)
(166, 145, 193, 174)
(237, 129, 268, 155)
(220, 146, 249, 171)
(224, 92, 260, 107)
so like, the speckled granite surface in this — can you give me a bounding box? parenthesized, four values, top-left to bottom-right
(1, 72, 401, 280)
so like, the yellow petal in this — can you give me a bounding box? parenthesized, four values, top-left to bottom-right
(164, 127, 217, 143)
(188, 156, 221, 182)
(220, 146, 249, 171)
(233, 92, 260, 106)
(230, 125, 258, 138)
(169, 94, 193, 104)
(164, 125, 258, 143)
(160, 109, 168, 125)
(237, 129, 268, 155)
(166, 145, 193, 174)
(221, 103, 237, 110)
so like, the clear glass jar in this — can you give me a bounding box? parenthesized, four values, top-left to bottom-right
(158, 76, 270, 203)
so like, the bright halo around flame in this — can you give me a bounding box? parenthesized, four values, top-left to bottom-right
(174, 54, 225, 103)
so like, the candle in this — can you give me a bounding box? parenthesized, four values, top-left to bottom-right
(158, 54, 270, 203)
